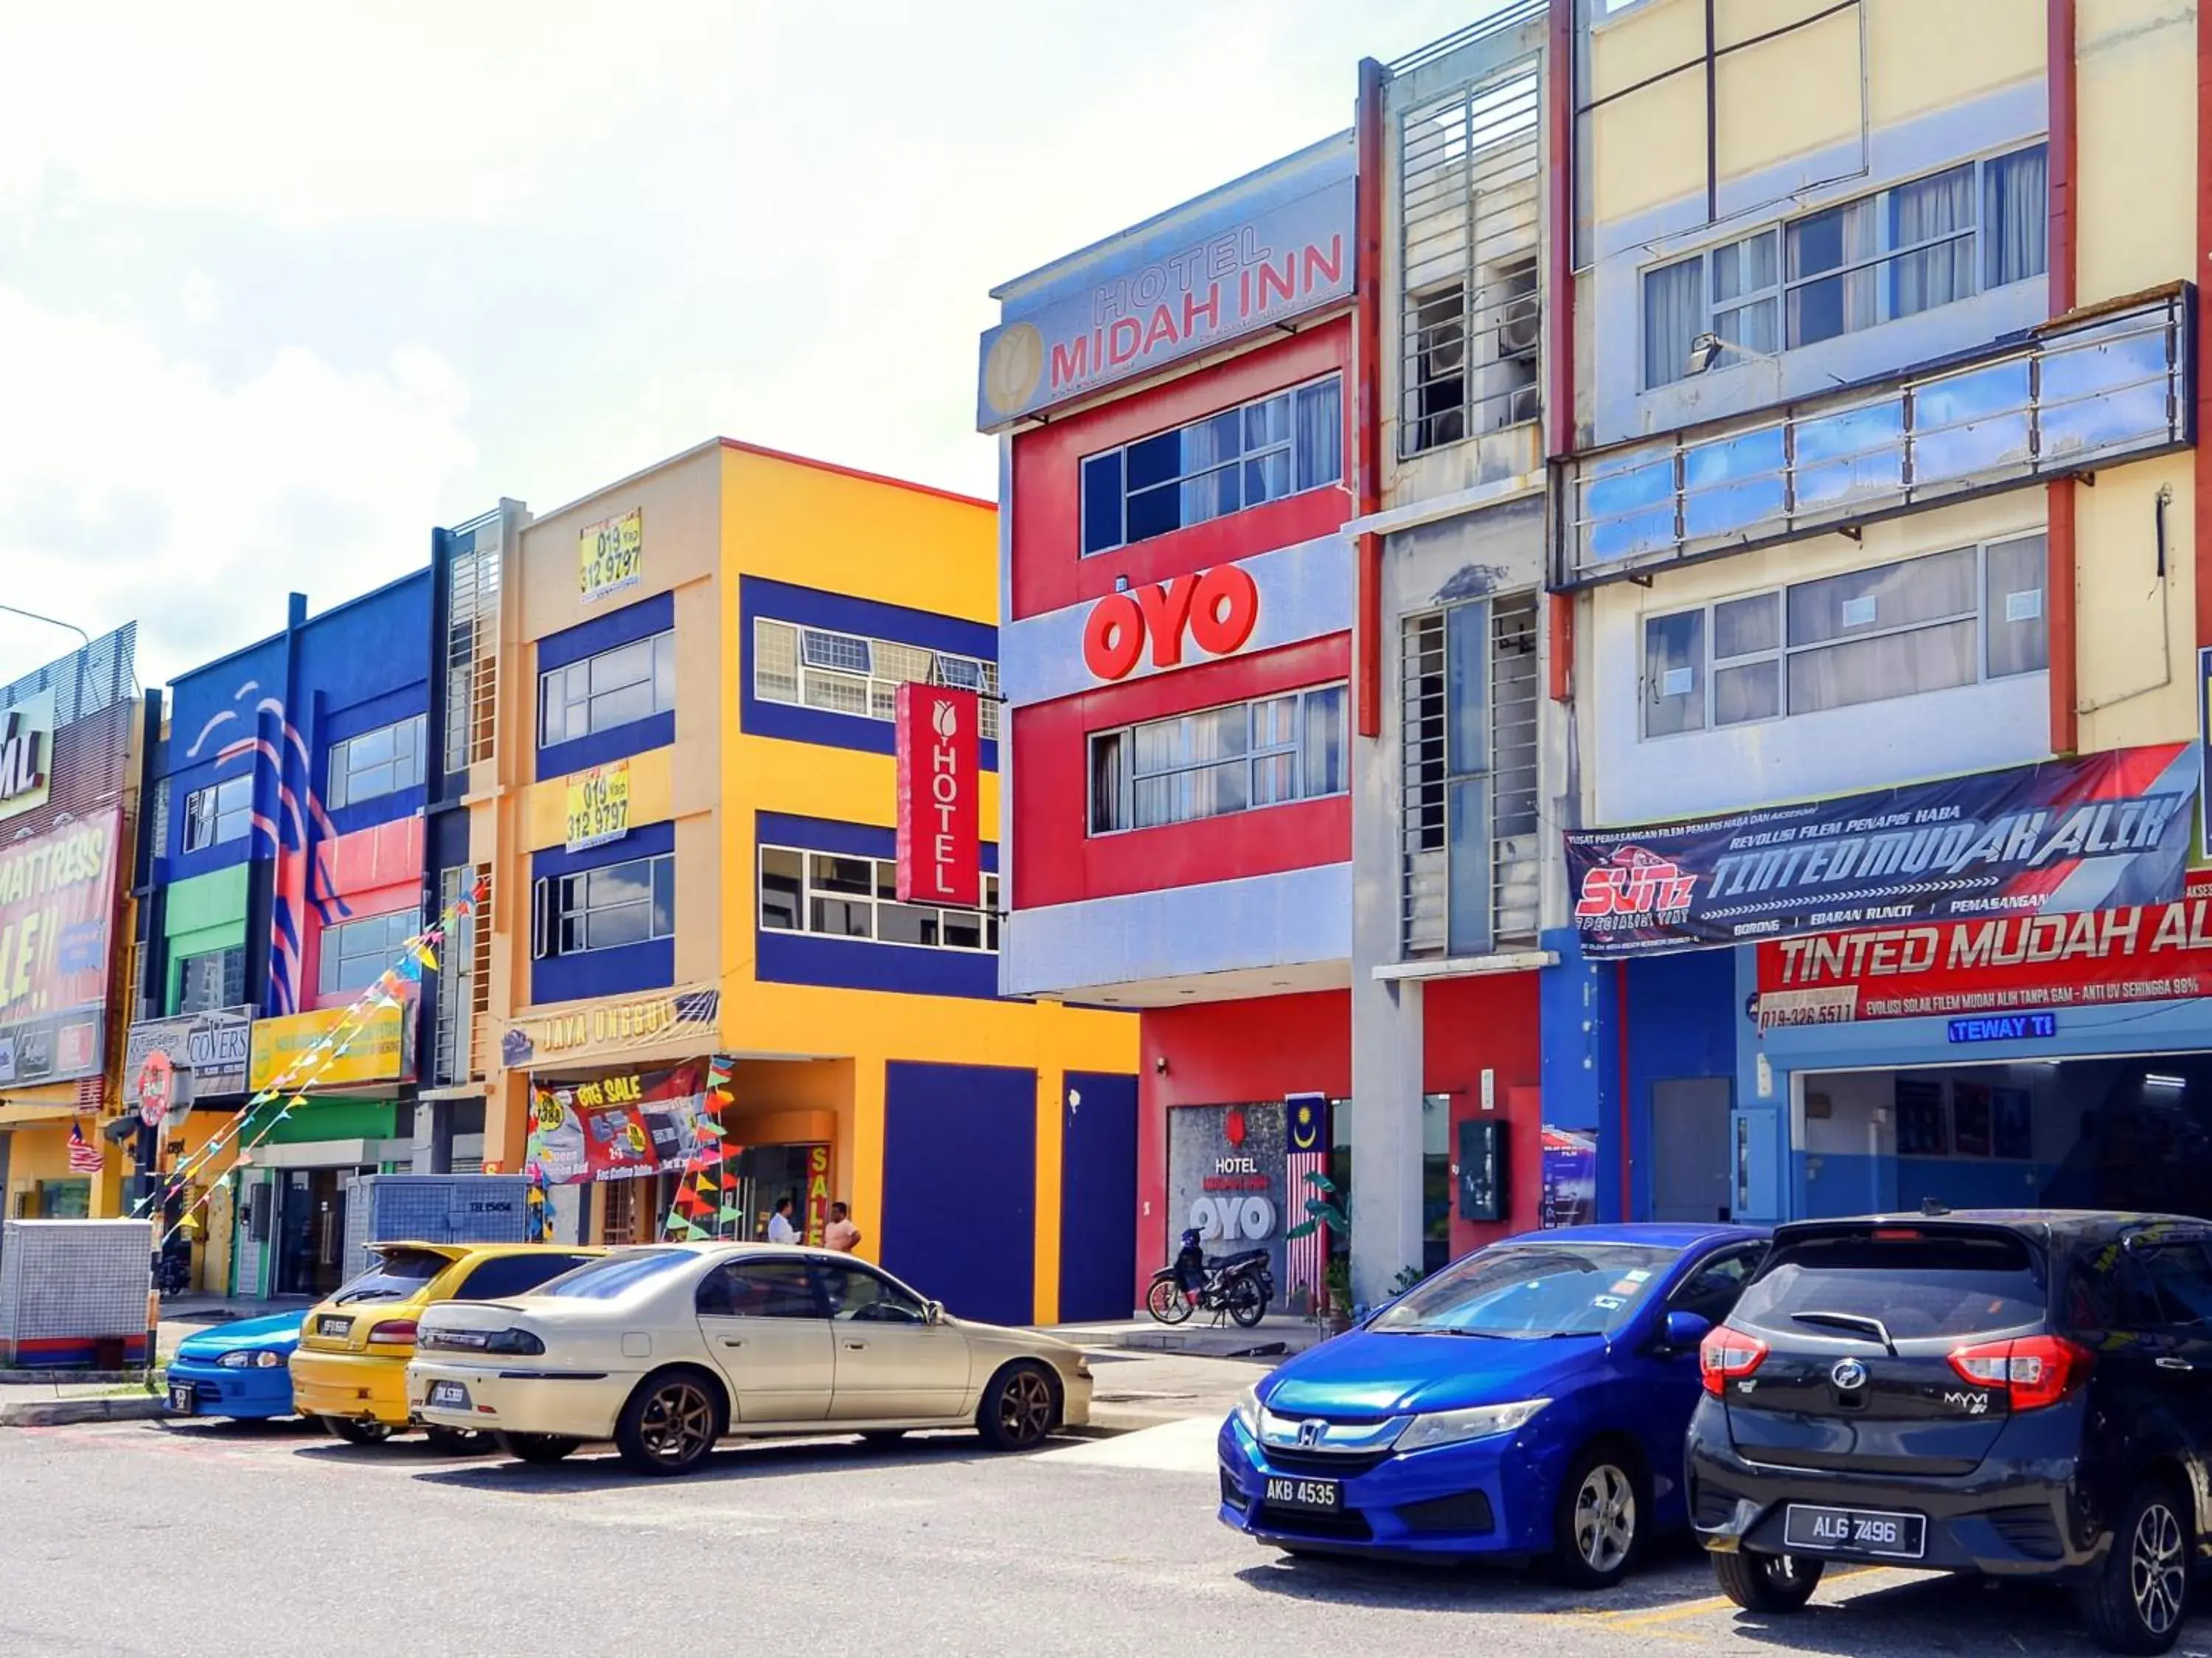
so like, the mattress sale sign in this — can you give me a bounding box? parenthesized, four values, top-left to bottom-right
(0, 808, 122, 1087)
(1566, 743, 2201, 957)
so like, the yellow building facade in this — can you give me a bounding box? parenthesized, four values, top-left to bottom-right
(451, 440, 1135, 1327)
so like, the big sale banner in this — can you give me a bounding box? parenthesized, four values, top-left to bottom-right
(0, 808, 121, 1088)
(527, 1061, 714, 1185)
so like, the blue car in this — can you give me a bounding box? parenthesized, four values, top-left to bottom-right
(166, 1311, 308, 1421)
(1220, 1223, 1770, 1586)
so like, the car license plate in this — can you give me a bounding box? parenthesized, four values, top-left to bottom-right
(1784, 1503, 1927, 1559)
(167, 1383, 194, 1413)
(316, 1315, 352, 1339)
(428, 1381, 470, 1410)
(1264, 1475, 1342, 1515)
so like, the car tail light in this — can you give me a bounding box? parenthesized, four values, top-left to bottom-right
(366, 1320, 420, 1346)
(1700, 1325, 1769, 1396)
(1947, 1334, 2090, 1410)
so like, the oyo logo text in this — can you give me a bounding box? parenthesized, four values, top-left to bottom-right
(1082, 565, 1260, 681)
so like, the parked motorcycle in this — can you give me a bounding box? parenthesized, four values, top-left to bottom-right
(1145, 1227, 1273, 1328)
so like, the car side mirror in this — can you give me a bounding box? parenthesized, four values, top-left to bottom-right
(1663, 1310, 1712, 1350)
(923, 1300, 944, 1326)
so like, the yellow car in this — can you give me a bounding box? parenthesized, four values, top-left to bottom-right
(291, 1241, 602, 1449)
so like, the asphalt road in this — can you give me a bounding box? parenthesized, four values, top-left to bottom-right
(7, 1415, 2208, 1658)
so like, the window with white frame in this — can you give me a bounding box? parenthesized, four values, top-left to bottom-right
(183, 774, 253, 852)
(753, 620, 1001, 741)
(539, 631, 675, 747)
(1399, 62, 1542, 454)
(316, 909, 419, 996)
(1088, 683, 1347, 835)
(176, 946, 246, 1014)
(539, 853, 675, 956)
(327, 715, 426, 809)
(757, 847, 999, 952)
(1079, 376, 1343, 555)
(1643, 534, 2048, 738)
(1644, 145, 2049, 388)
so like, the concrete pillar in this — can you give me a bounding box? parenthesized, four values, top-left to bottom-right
(409, 1098, 454, 1174)
(1349, 972, 1426, 1307)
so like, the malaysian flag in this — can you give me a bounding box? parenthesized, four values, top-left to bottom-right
(67, 1120, 104, 1173)
(1284, 1093, 1331, 1308)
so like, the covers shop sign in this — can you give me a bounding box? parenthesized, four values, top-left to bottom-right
(894, 684, 981, 908)
(1566, 743, 2201, 958)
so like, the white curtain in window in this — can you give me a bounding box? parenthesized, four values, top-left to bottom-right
(1986, 148, 2048, 288)
(1294, 380, 1343, 490)
(1177, 412, 1239, 527)
(1644, 257, 1702, 388)
(1891, 166, 1976, 317)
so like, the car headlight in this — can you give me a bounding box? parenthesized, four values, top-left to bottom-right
(1230, 1385, 1263, 1438)
(215, 1350, 285, 1370)
(1393, 1398, 1551, 1453)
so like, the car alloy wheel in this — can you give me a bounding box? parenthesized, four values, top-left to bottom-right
(639, 1380, 717, 1466)
(995, 1363, 1053, 1443)
(1573, 1463, 1638, 1575)
(2130, 1499, 2187, 1640)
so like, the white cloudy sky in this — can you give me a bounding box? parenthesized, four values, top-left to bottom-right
(0, 0, 1495, 690)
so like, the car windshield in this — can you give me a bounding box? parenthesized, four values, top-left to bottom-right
(537, 1248, 695, 1300)
(330, 1248, 449, 1305)
(1369, 1243, 1680, 1339)
(1732, 1229, 2046, 1342)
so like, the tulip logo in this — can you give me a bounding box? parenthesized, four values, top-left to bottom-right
(931, 698, 958, 740)
(982, 323, 1045, 416)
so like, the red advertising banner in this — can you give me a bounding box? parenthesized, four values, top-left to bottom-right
(894, 682, 981, 908)
(527, 1061, 712, 1184)
(802, 1144, 831, 1246)
(1756, 873, 2212, 1026)
(0, 808, 122, 1088)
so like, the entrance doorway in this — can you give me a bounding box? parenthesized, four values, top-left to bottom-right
(1651, 1078, 1733, 1223)
(733, 1145, 821, 1241)
(275, 1168, 356, 1297)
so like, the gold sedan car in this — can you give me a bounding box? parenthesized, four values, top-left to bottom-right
(406, 1242, 1093, 1475)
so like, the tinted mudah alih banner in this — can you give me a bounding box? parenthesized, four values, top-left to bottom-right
(1565, 743, 2202, 958)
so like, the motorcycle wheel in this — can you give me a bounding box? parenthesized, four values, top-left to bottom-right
(1146, 1276, 1193, 1325)
(1226, 1277, 1267, 1328)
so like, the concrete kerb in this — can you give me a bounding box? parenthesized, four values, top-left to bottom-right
(0, 1394, 170, 1428)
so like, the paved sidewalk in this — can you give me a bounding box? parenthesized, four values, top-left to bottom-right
(1039, 1313, 1326, 1359)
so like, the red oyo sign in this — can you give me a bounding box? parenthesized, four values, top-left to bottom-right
(1756, 872, 2212, 1025)
(894, 683, 981, 908)
(1082, 565, 1260, 681)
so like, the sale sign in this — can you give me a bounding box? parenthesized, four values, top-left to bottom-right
(0, 808, 120, 1088)
(1757, 873, 2212, 1026)
(894, 683, 981, 908)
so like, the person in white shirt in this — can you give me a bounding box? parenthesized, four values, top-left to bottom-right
(766, 1196, 800, 1245)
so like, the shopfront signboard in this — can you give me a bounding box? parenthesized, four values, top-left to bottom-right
(1166, 1103, 1287, 1288)
(124, 1007, 254, 1103)
(577, 508, 643, 604)
(1081, 565, 1261, 683)
(1947, 1012, 2058, 1044)
(975, 133, 1354, 429)
(1570, 741, 2202, 959)
(894, 683, 981, 908)
(563, 760, 630, 853)
(526, 1060, 712, 1184)
(0, 808, 122, 1089)
(0, 689, 54, 825)
(248, 1000, 413, 1092)
(1758, 871, 2212, 1026)
(495, 982, 721, 1069)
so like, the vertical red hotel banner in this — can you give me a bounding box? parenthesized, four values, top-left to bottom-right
(894, 683, 981, 909)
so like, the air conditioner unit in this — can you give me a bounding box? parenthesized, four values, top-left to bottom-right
(1498, 305, 1541, 360)
(1500, 384, 1540, 429)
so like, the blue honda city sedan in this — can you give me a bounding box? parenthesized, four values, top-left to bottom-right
(1220, 1224, 1770, 1586)
(166, 1311, 308, 1421)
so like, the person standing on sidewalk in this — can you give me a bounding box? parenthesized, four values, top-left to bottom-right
(824, 1202, 861, 1253)
(766, 1196, 800, 1244)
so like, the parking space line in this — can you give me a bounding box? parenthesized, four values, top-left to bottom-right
(1585, 1564, 1890, 1633)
